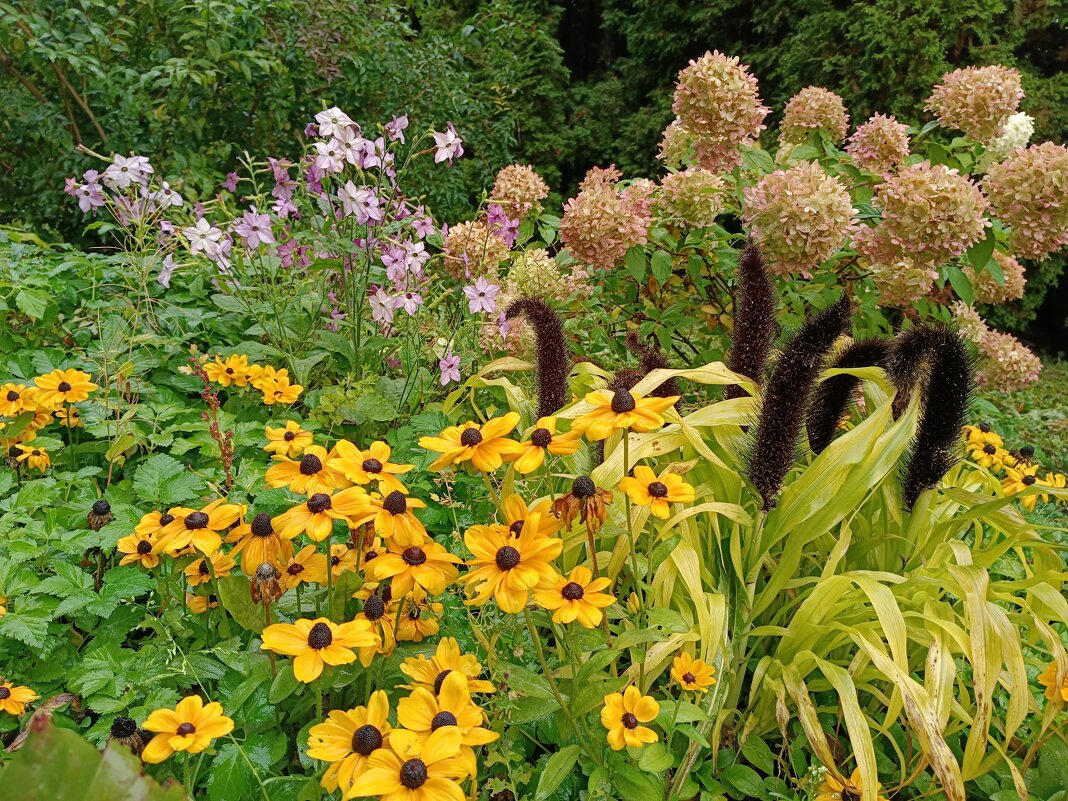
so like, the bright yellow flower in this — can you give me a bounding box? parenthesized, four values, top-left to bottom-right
(366, 540, 461, 597)
(601, 686, 659, 750)
(963, 423, 1003, 450)
(227, 512, 295, 576)
(1037, 661, 1068, 702)
(204, 354, 258, 388)
(534, 566, 615, 627)
(155, 499, 244, 555)
(308, 691, 393, 797)
(332, 439, 413, 494)
(184, 551, 237, 586)
(355, 592, 398, 655)
(573, 388, 678, 441)
(816, 767, 889, 801)
(509, 416, 581, 473)
(1041, 472, 1066, 490)
(260, 376, 303, 405)
(618, 465, 695, 519)
(14, 443, 50, 472)
(670, 652, 717, 693)
(135, 509, 180, 539)
(501, 493, 563, 539)
(273, 488, 374, 542)
(279, 544, 329, 591)
(186, 592, 218, 614)
(116, 531, 160, 568)
(418, 412, 522, 472)
(396, 592, 443, 643)
(463, 515, 562, 613)
(400, 637, 495, 695)
(54, 406, 84, 428)
(141, 696, 234, 763)
(330, 543, 360, 578)
(250, 364, 287, 391)
(260, 617, 378, 682)
(1002, 463, 1046, 511)
(265, 444, 348, 495)
(360, 728, 466, 801)
(33, 368, 97, 407)
(0, 383, 36, 416)
(0, 682, 38, 716)
(264, 420, 314, 458)
(369, 490, 428, 546)
(968, 442, 1012, 470)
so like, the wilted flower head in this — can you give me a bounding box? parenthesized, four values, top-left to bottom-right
(742, 162, 855, 278)
(491, 164, 550, 219)
(443, 220, 510, 279)
(845, 114, 910, 175)
(780, 86, 849, 144)
(964, 250, 1026, 304)
(507, 248, 568, 300)
(560, 166, 651, 270)
(982, 142, 1068, 260)
(926, 65, 1023, 143)
(864, 252, 940, 307)
(671, 51, 769, 172)
(657, 169, 725, 229)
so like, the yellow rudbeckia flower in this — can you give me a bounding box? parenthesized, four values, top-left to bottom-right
(141, 696, 234, 763)
(618, 465, 695, 519)
(33, 368, 97, 407)
(359, 728, 466, 801)
(573, 388, 677, 441)
(308, 691, 393, 796)
(509, 416, 581, 473)
(670, 652, 717, 693)
(533, 566, 615, 627)
(418, 412, 522, 472)
(601, 686, 659, 750)
(0, 682, 38, 716)
(332, 439, 413, 494)
(399, 637, 495, 695)
(264, 420, 314, 458)
(463, 514, 562, 613)
(260, 617, 378, 682)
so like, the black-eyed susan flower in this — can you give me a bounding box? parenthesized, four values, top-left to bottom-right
(265, 445, 347, 495)
(184, 552, 237, 586)
(308, 691, 393, 797)
(260, 617, 378, 682)
(227, 512, 295, 576)
(204, 354, 258, 388)
(274, 488, 374, 542)
(400, 637, 496, 695)
(360, 727, 466, 801)
(264, 420, 314, 458)
(279, 544, 328, 591)
(553, 476, 612, 535)
(140, 696, 234, 764)
(135, 509, 180, 539)
(356, 592, 398, 655)
(969, 441, 1011, 470)
(1041, 471, 1066, 491)
(186, 592, 218, 614)
(107, 715, 146, 756)
(618, 465, 696, 519)
(816, 767, 889, 801)
(534, 566, 615, 627)
(33, 368, 97, 407)
(55, 406, 84, 428)
(1002, 463, 1045, 511)
(0, 682, 38, 716)
(87, 500, 113, 531)
(155, 499, 244, 555)
(573, 388, 678, 441)
(369, 490, 428, 546)
(501, 494, 563, 539)
(251, 365, 288, 393)
(397, 671, 499, 778)
(330, 543, 359, 578)
(260, 375, 303, 405)
(366, 540, 461, 597)
(601, 686, 659, 750)
(14, 443, 50, 472)
(117, 531, 160, 569)
(509, 416, 581, 474)
(670, 652, 717, 693)
(0, 383, 35, 416)
(397, 591, 444, 643)
(332, 439, 413, 494)
(463, 515, 562, 613)
(418, 412, 522, 472)
(1037, 661, 1068, 702)
(963, 422, 1002, 450)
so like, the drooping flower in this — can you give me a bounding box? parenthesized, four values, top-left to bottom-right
(399, 637, 495, 695)
(261, 617, 378, 682)
(432, 123, 464, 164)
(742, 161, 856, 278)
(308, 692, 393, 797)
(331, 440, 413, 495)
(982, 142, 1068, 260)
(618, 465, 695, 519)
(438, 353, 461, 387)
(0, 682, 38, 716)
(365, 540, 462, 597)
(33, 368, 97, 407)
(780, 86, 849, 145)
(359, 728, 467, 800)
(141, 696, 234, 763)
(534, 566, 615, 627)
(815, 767, 890, 801)
(463, 513, 563, 613)
(227, 513, 295, 576)
(670, 652, 717, 693)
(553, 476, 613, 536)
(657, 169, 725, 229)
(490, 164, 550, 219)
(845, 114, 911, 175)
(418, 412, 522, 472)
(601, 686, 659, 750)
(926, 65, 1023, 143)
(572, 388, 678, 441)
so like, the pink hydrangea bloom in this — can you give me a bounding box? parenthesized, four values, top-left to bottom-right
(490, 164, 550, 219)
(845, 114, 911, 175)
(657, 169, 725, 229)
(560, 166, 651, 270)
(982, 142, 1068, 260)
(443, 220, 509, 279)
(964, 251, 1026, 304)
(780, 86, 850, 145)
(925, 65, 1023, 143)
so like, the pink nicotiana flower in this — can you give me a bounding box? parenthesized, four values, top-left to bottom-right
(182, 218, 224, 256)
(369, 286, 399, 325)
(315, 106, 357, 140)
(338, 182, 383, 225)
(432, 123, 464, 164)
(233, 208, 275, 250)
(66, 169, 106, 213)
(103, 154, 153, 190)
(398, 290, 423, 316)
(221, 171, 240, 193)
(386, 114, 409, 143)
(487, 204, 520, 247)
(313, 139, 345, 173)
(410, 213, 435, 240)
(463, 277, 500, 314)
(158, 254, 178, 288)
(439, 353, 461, 386)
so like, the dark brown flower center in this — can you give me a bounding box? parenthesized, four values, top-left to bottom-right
(841, 789, 861, 801)
(400, 759, 428, 789)
(299, 453, 323, 475)
(509, 520, 524, 536)
(176, 722, 196, 736)
(32, 449, 41, 456)
(459, 427, 483, 447)
(647, 481, 668, 498)
(0, 687, 10, 700)
(682, 672, 695, 684)
(433, 670, 452, 694)
(57, 381, 72, 392)
(383, 491, 406, 514)
(363, 595, 386, 621)
(362, 458, 383, 473)
(431, 711, 458, 730)
(402, 546, 427, 566)
(283, 431, 296, 441)
(610, 389, 636, 413)
(185, 511, 209, 529)
(92, 500, 111, 515)
(159, 513, 175, 526)
(137, 539, 153, 555)
(530, 428, 552, 448)
(979, 422, 991, 433)
(572, 476, 596, 498)
(330, 554, 341, 567)
(1020, 445, 1035, 458)
(250, 513, 274, 537)
(351, 724, 383, 756)
(561, 581, 584, 600)
(983, 444, 996, 455)
(5, 390, 18, 402)
(287, 562, 304, 576)
(1023, 475, 1037, 486)
(199, 560, 210, 575)
(307, 493, 332, 513)
(111, 716, 137, 738)
(307, 622, 333, 649)
(495, 546, 521, 570)
(621, 712, 638, 729)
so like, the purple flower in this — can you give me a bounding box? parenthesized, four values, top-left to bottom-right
(314, 139, 345, 173)
(233, 208, 275, 250)
(222, 171, 240, 193)
(399, 290, 423, 316)
(463, 277, 500, 314)
(496, 311, 511, 340)
(411, 213, 436, 240)
(338, 182, 383, 225)
(439, 353, 461, 386)
(386, 354, 401, 370)
(432, 123, 464, 164)
(304, 161, 325, 195)
(158, 254, 177, 288)
(103, 154, 153, 190)
(304, 122, 319, 138)
(369, 286, 400, 325)
(70, 170, 106, 213)
(355, 137, 386, 170)
(385, 114, 409, 143)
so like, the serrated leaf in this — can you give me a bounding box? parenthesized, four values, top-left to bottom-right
(14, 289, 50, 319)
(216, 575, 264, 632)
(0, 608, 53, 648)
(207, 741, 251, 801)
(133, 453, 204, 506)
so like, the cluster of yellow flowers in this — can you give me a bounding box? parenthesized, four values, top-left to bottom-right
(963, 423, 1065, 511)
(202, 354, 303, 405)
(0, 368, 97, 472)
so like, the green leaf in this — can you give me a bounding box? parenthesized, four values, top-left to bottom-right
(0, 606, 54, 648)
(216, 575, 265, 632)
(207, 741, 251, 801)
(14, 289, 50, 319)
(535, 744, 580, 799)
(741, 735, 775, 774)
(133, 454, 204, 506)
(650, 250, 673, 285)
(624, 246, 646, 281)
(720, 764, 764, 799)
(497, 662, 555, 699)
(966, 232, 996, 272)
(269, 663, 301, 704)
(638, 742, 675, 772)
(613, 763, 663, 801)
(946, 265, 974, 305)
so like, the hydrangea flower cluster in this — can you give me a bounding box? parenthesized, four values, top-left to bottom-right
(855, 163, 989, 270)
(979, 111, 1035, 169)
(865, 256, 941, 307)
(925, 65, 1023, 143)
(560, 166, 651, 270)
(982, 142, 1068, 260)
(742, 162, 856, 278)
(443, 220, 511, 279)
(490, 164, 550, 219)
(964, 250, 1027, 304)
(951, 301, 1043, 392)
(668, 51, 769, 172)
(656, 169, 726, 229)
(845, 114, 911, 175)
(507, 248, 569, 300)
(779, 86, 850, 145)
